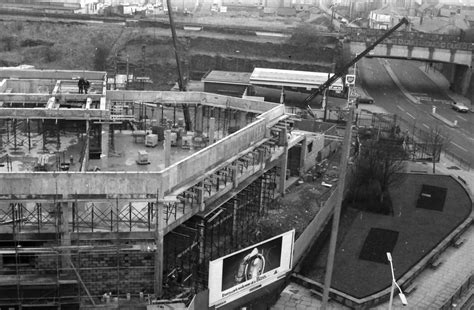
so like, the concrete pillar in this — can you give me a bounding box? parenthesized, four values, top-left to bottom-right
(299, 138, 308, 177)
(407, 46, 413, 59)
(386, 44, 392, 57)
(208, 117, 215, 144)
(198, 219, 205, 265)
(232, 164, 239, 188)
(164, 130, 171, 167)
(101, 123, 109, 158)
(454, 64, 471, 95)
(60, 201, 71, 272)
(195, 105, 203, 134)
(408, 0, 415, 16)
(232, 199, 238, 240)
(279, 128, 288, 196)
(154, 195, 164, 298)
(237, 111, 247, 129)
(199, 182, 205, 212)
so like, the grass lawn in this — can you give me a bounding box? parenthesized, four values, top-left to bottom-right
(303, 174, 471, 299)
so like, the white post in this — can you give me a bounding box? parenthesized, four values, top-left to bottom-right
(388, 278, 395, 310)
(387, 252, 396, 310)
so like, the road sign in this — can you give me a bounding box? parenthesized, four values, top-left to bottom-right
(348, 87, 359, 98)
(346, 74, 356, 86)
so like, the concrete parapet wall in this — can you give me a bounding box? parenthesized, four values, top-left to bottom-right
(0, 107, 110, 120)
(163, 119, 267, 194)
(0, 171, 163, 198)
(107, 91, 279, 114)
(293, 188, 337, 267)
(0, 69, 105, 80)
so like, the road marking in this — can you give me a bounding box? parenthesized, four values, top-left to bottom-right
(422, 123, 429, 129)
(457, 115, 467, 121)
(406, 112, 415, 119)
(397, 105, 405, 112)
(451, 142, 468, 152)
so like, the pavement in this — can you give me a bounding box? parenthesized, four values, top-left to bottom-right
(271, 57, 474, 310)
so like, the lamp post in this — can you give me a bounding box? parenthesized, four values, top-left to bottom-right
(387, 252, 408, 310)
(348, 17, 362, 26)
(330, 3, 338, 31)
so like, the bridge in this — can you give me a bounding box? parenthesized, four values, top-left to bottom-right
(344, 27, 473, 95)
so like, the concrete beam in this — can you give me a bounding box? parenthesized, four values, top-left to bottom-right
(0, 69, 105, 80)
(106, 91, 279, 114)
(0, 172, 162, 198)
(0, 107, 110, 120)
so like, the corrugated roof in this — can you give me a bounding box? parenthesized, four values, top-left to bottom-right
(202, 71, 251, 85)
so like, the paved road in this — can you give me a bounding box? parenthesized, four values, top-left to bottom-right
(358, 57, 474, 166)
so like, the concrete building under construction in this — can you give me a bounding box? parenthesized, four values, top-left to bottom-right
(0, 68, 332, 309)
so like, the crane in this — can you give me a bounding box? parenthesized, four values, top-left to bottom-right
(304, 17, 410, 117)
(166, 0, 192, 131)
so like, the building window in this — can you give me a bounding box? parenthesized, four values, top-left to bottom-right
(307, 141, 313, 153)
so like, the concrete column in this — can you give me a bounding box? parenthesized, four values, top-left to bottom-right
(101, 123, 109, 158)
(199, 182, 205, 212)
(259, 149, 265, 172)
(237, 111, 247, 129)
(299, 138, 308, 177)
(454, 64, 471, 95)
(232, 199, 238, 239)
(164, 130, 171, 167)
(60, 201, 71, 272)
(232, 164, 239, 188)
(407, 46, 413, 59)
(208, 117, 215, 144)
(154, 194, 164, 298)
(279, 128, 289, 196)
(198, 219, 205, 265)
(195, 105, 203, 134)
(386, 44, 392, 56)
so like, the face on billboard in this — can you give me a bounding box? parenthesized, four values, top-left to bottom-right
(208, 230, 294, 308)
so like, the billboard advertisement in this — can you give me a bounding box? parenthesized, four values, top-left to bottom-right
(208, 230, 295, 308)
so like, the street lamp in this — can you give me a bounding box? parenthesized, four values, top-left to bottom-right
(348, 17, 362, 26)
(387, 252, 408, 309)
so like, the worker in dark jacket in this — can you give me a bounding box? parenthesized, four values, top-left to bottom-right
(78, 77, 85, 94)
(84, 80, 90, 94)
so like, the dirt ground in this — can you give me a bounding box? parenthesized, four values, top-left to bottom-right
(257, 150, 341, 241)
(0, 10, 335, 90)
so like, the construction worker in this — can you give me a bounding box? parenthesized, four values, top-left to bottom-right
(84, 80, 90, 94)
(78, 77, 85, 94)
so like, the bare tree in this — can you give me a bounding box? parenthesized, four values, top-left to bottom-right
(419, 126, 450, 173)
(348, 138, 407, 214)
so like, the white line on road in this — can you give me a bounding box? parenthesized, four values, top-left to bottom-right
(406, 112, 415, 119)
(423, 123, 429, 129)
(451, 142, 468, 152)
(457, 115, 467, 121)
(397, 105, 405, 112)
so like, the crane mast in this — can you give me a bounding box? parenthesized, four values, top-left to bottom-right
(166, 0, 192, 131)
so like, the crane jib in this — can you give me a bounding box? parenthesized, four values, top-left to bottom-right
(303, 17, 409, 108)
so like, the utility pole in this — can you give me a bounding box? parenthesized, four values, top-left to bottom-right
(321, 104, 354, 309)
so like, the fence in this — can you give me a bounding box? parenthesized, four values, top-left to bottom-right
(397, 116, 472, 171)
(439, 274, 473, 310)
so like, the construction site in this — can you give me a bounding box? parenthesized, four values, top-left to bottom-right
(0, 67, 336, 309)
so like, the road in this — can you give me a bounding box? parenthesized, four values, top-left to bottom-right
(358, 57, 474, 166)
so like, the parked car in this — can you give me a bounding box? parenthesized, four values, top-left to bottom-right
(354, 87, 374, 105)
(451, 101, 469, 112)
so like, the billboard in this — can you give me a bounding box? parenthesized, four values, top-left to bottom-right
(208, 230, 295, 308)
